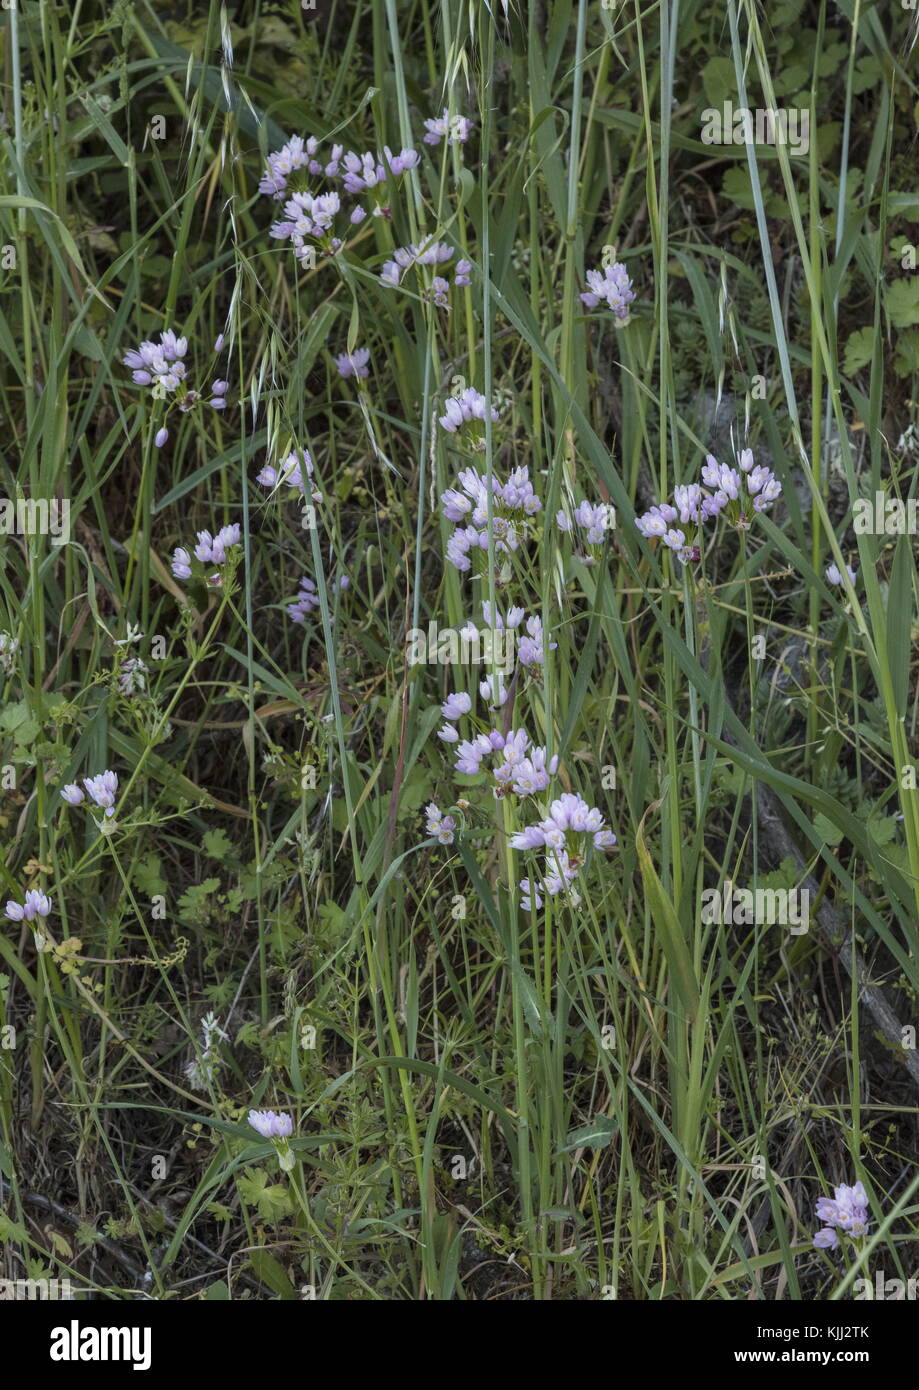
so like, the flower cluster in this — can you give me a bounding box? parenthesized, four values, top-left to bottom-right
(260, 134, 420, 258)
(511, 793, 617, 910)
(184, 1012, 229, 1091)
(479, 602, 554, 673)
(248, 1108, 294, 1139)
(248, 1108, 296, 1172)
(380, 239, 470, 306)
(171, 524, 241, 587)
(425, 803, 457, 845)
(257, 450, 322, 503)
(269, 189, 353, 263)
(813, 1180, 870, 1249)
(556, 498, 614, 550)
(335, 348, 371, 380)
(285, 573, 349, 624)
(635, 448, 782, 564)
(61, 770, 120, 832)
(341, 146, 420, 196)
(118, 657, 148, 697)
(441, 464, 540, 572)
(580, 262, 636, 322)
(258, 134, 316, 199)
(123, 331, 226, 443)
(422, 109, 473, 146)
(452, 727, 560, 798)
(438, 388, 502, 443)
(5, 889, 52, 922)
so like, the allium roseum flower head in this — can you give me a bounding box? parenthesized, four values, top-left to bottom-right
(440, 465, 540, 574)
(510, 793, 616, 909)
(172, 525, 241, 587)
(636, 448, 782, 560)
(517, 614, 556, 668)
(257, 449, 321, 503)
(380, 239, 454, 289)
(83, 769, 118, 812)
(422, 110, 473, 146)
(248, 1109, 294, 1140)
(123, 331, 221, 427)
(452, 728, 559, 798)
(339, 147, 419, 197)
(5, 889, 52, 922)
(334, 348, 371, 380)
(557, 499, 614, 548)
(287, 575, 318, 623)
(425, 803, 456, 845)
(438, 388, 500, 437)
(440, 691, 472, 721)
(580, 262, 636, 322)
(812, 1180, 870, 1248)
(258, 134, 315, 198)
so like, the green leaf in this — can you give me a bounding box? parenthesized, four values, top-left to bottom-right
(702, 57, 735, 108)
(237, 1167, 294, 1223)
(557, 1115, 619, 1153)
(886, 531, 913, 719)
(132, 854, 168, 898)
(249, 1249, 297, 1300)
(843, 326, 874, 375)
(812, 813, 844, 847)
(886, 278, 919, 328)
(202, 828, 234, 862)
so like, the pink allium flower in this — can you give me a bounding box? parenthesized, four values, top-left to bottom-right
(248, 1109, 294, 1140)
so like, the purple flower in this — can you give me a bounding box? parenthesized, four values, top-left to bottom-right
(61, 784, 85, 806)
(6, 889, 52, 922)
(258, 134, 315, 198)
(334, 348, 371, 380)
(440, 465, 540, 573)
(454, 259, 473, 287)
(826, 563, 857, 586)
(172, 525, 240, 587)
(380, 239, 454, 289)
(155, 427, 169, 448)
(580, 262, 636, 322)
(438, 389, 500, 436)
(287, 575, 318, 623)
(635, 503, 678, 538)
(425, 802, 456, 845)
(83, 770, 118, 813)
(422, 110, 473, 146)
(257, 450, 321, 503)
(171, 547, 192, 580)
(517, 615, 556, 668)
(248, 1109, 294, 1140)
(454, 738, 486, 776)
(441, 691, 472, 721)
(812, 1180, 870, 1247)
